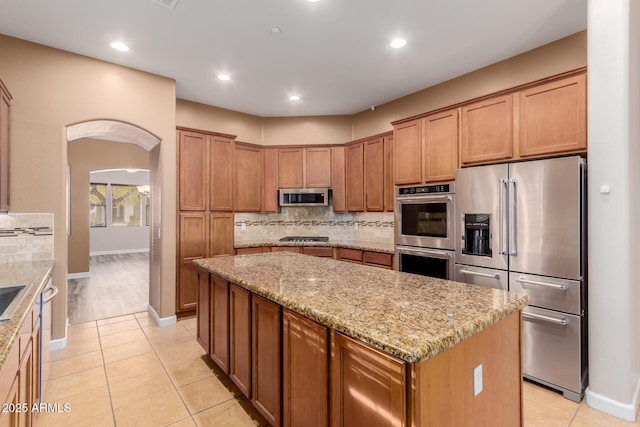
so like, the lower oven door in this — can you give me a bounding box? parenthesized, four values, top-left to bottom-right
(395, 245, 454, 280)
(522, 306, 584, 401)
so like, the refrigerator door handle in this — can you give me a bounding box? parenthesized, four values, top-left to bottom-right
(499, 178, 508, 255)
(522, 311, 568, 326)
(508, 178, 517, 256)
(458, 269, 501, 280)
(516, 276, 568, 291)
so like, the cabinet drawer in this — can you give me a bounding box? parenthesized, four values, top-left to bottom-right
(510, 274, 582, 315)
(271, 246, 301, 253)
(363, 251, 393, 268)
(302, 247, 334, 258)
(236, 247, 264, 255)
(338, 248, 363, 263)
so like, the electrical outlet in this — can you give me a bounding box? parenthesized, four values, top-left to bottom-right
(473, 364, 483, 396)
(241, 222, 246, 230)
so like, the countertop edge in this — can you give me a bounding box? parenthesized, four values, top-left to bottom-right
(234, 240, 395, 254)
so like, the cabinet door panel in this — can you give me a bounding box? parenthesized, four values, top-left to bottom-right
(393, 119, 422, 185)
(305, 147, 332, 188)
(278, 148, 304, 189)
(234, 144, 263, 212)
(346, 143, 364, 212)
(461, 95, 513, 165)
(229, 284, 252, 398)
(252, 296, 281, 426)
(209, 213, 234, 257)
(262, 148, 279, 213)
(331, 332, 406, 427)
(178, 131, 207, 211)
(211, 276, 230, 374)
(331, 147, 346, 213)
(519, 74, 587, 157)
(384, 135, 394, 212)
(364, 138, 384, 212)
(179, 213, 206, 259)
(196, 271, 210, 353)
(178, 261, 199, 312)
(424, 109, 458, 182)
(283, 309, 328, 427)
(209, 136, 234, 211)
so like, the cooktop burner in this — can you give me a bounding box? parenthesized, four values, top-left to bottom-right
(279, 236, 329, 243)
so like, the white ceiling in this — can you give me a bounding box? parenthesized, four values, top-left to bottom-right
(0, 0, 587, 117)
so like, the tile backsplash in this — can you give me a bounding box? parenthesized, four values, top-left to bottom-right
(0, 213, 54, 263)
(235, 207, 394, 243)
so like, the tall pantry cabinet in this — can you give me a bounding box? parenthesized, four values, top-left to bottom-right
(177, 129, 235, 317)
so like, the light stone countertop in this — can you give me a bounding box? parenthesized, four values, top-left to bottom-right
(234, 238, 395, 254)
(0, 260, 54, 369)
(194, 252, 529, 364)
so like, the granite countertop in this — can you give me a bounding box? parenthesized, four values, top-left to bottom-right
(194, 252, 529, 364)
(234, 239, 395, 254)
(0, 260, 55, 369)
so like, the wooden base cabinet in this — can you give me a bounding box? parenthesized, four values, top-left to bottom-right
(229, 284, 252, 398)
(331, 331, 406, 427)
(196, 271, 211, 353)
(211, 276, 230, 374)
(283, 310, 328, 427)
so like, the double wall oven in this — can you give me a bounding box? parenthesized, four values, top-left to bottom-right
(395, 182, 455, 280)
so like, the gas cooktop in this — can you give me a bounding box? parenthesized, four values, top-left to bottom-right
(279, 236, 329, 243)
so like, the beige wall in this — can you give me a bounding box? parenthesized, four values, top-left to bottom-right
(0, 34, 177, 338)
(67, 139, 149, 274)
(176, 100, 262, 142)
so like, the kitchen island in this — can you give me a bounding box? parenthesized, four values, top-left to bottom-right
(194, 252, 529, 427)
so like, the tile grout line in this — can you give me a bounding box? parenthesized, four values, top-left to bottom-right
(95, 320, 118, 427)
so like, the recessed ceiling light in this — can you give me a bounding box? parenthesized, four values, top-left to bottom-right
(217, 74, 231, 81)
(289, 95, 300, 101)
(390, 39, 407, 49)
(271, 27, 282, 34)
(306, 0, 321, 3)
(110, 42, 129, 52)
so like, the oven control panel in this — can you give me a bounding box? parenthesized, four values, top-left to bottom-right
(397, 182, 454, 195)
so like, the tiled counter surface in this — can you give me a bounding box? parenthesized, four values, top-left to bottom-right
(194, 252, 529, 363)
(0, 260, 54, 369)
(234, 238, 395, 254)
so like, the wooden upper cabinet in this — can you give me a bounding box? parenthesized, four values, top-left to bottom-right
(209, 136, 234, 211)
(0, 79, 12, 212)
(345, 142, 364, 212)
(393, 119, 422, 185)
(178, 131, 208, 211)
(331, 146, 346, 213)
(519, 73, 587, 157)
(234, 143, 263, 212)
(461, 94, 514, 165)
(364, 137, 384, 212)
(383, 135, 394, 212)
(305, 147, 332, 188)
(278, 148, 304, 188)
(423, 109, 459, 182)
(262, 148, 279, 213)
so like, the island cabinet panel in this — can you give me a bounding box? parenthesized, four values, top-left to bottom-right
(331, 147, 346, 213)
(423, 109, 459, 182)
(196, 270, 211, 353)
(410, 312, 522, 427)
(263, 148, 279, 213)
(331, 331, 406, 427)
(209, 136, 235, 211)
(278, 148, 304, 189)
(393, 118, 422, 185)
(211, 275, 230, 374)
(178, 130, 208, 211)
(364, 137, 385, 212)
(519, 74, 587, 158)
(252, 296, 282, 426)
(283, 309, 329, 427)
(234, 143, 263, 212)
(229, 284, 252, 398)
(305, 147, 332, 188)
(346, 142, 365, 212)
(461, 94, 514, 165)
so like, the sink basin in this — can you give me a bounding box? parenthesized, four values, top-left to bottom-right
(0, 284, 27, 322)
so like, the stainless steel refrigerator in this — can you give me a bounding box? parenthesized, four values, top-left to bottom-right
(454, 155, 587, 402)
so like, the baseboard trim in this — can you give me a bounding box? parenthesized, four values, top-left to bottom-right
(67, 271, 90, 280)
(49, 318, 69, 351)
(147, 304, 176, 327)
(90, 249, 149, 256)
(585, 379, 640, 422)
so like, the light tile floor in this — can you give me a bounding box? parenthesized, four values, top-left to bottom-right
(35, 313, 638, 427)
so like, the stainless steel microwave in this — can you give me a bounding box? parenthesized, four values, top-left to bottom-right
(279, 188, 329, 207)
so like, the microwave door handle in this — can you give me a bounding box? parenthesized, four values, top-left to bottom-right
(508, 178, 517, 256)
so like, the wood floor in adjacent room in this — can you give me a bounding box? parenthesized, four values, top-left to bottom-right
(67, 253, 149, 324)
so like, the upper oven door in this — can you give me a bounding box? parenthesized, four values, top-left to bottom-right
(395, 193, 455, 250)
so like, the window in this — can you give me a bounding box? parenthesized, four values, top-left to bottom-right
(90, 183, 107, 227)
(112, 184, 143, 227)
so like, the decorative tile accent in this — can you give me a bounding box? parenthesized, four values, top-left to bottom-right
(0, 213, 54, 263)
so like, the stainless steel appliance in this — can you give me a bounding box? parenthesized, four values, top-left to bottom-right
(395, 183, 455, 280)
(279, 188, 329, 207)
(454, 156, 587, 402)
